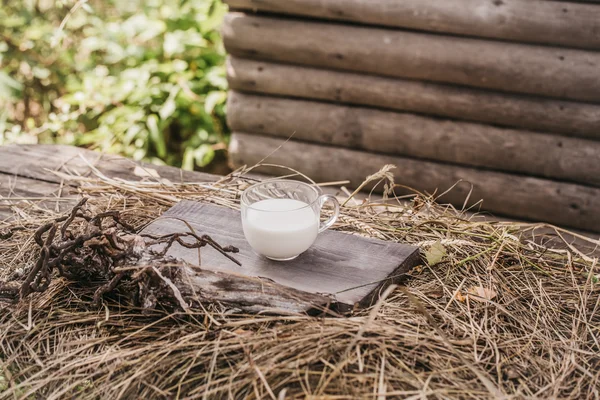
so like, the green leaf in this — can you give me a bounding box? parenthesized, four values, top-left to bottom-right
(199, 1, 227, 34)
(0, 108, 8, 135)
(159, 98, 176, 120)
(425, 242, 447, 266)
(146, 114, 166, 158)
(82, 2, 94, 14)
(32, 66, 51, 80)
(0, 71, 23, 99)
(194, 144, 215, 167)
(182, 148, 195, 171)
(204, 91, 226, 114)
(159, 87, 180, 120)
(163, 32, 183, 57)
(205, 67, 227, 90)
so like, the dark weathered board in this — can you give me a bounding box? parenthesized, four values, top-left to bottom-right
(0, 144, 218, 186)
(142, 200, 421, 307)
(0, 144, 221, 221)
(0, 173, 78, 220)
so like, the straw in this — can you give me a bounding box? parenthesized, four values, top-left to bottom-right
(0, 164, 598, 399)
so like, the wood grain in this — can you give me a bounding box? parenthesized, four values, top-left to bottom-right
(0, 174, 77, 220)
(173, 264, 334, 314)
(227, 57, 600, 139)
(142, 201, 421, 307)
(0, 145, 218, 186)
(225, 0, 600, 50)
(222, 13, 600, 102)
(227, 91, 600, 187)
(229, 132, 600, 232)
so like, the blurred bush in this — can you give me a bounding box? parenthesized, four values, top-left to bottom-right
(0, 0, 228, 169)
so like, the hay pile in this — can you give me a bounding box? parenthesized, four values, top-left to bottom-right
(0, 167, 599, 399)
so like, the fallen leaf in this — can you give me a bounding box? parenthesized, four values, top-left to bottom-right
(133, 165, 160, 179)
(409, 264, 424, 275)
(467, 286, 497, 302)
(425, 241, 446, 266)
(159, 178, 175, 187)
(455, 291, 466, 302)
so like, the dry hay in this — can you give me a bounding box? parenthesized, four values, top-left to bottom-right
(0, 166, 599, 399)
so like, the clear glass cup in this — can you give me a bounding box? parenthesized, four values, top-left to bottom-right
(241, 179, 340, 261)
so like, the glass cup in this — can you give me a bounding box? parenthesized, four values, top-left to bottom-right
(241, 179, 340, 261)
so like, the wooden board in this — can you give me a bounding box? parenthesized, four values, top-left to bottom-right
(0, 145, 221, 222)
(222, 13, 600, 102)
(225, 0, 600, 50)
(0, 174, 77, 220)
(227, 57, 600, 139)
(227, 91, 600, 187)
(0, 144, 218, 186)
(229, 132, 600, 233)
(142, 201, 421, 308)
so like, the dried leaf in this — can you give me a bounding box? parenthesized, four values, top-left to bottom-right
(159, 178, 175, 187)
(467, 286, 497, 302)
(133, 166, 160, 179)
(409, 264, 424, 275)
(425, 241, 446, 266)
(455, 291, 466, 302)
(233, 328, 252, 337)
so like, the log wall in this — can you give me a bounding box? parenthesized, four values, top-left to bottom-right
(226, 0, 600, 50)
(222, 0, 600, 232)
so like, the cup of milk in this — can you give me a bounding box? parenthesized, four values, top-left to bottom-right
(241, 179, 340, 261)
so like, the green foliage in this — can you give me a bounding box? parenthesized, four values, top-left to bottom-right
(0, 0, 229, 168)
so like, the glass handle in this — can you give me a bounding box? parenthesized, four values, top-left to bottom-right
(318, 194, 340, 233)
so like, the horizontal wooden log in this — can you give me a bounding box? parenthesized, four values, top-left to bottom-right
(225, 0, 600, 50)
(222, 13, 600, 102)
(227, 91, 600, 187)
(229, 132, 600, 232)
(227, 57, 600, 139)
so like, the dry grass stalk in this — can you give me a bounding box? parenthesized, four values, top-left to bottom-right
(0, 165, 599, 399)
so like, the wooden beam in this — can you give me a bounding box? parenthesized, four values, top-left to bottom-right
(176, 264, 335, 314)
(0, 145, 219, 185)
(227, 91, 600, 187)
(222, 13, 600, 102)
(0, 173, 77, 220)
(227, 57, 600, 139)
(225, 0, 600, 50)
(229, 132, 600, 233)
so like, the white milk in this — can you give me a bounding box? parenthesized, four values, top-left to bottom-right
(243, 198, 318, 259)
